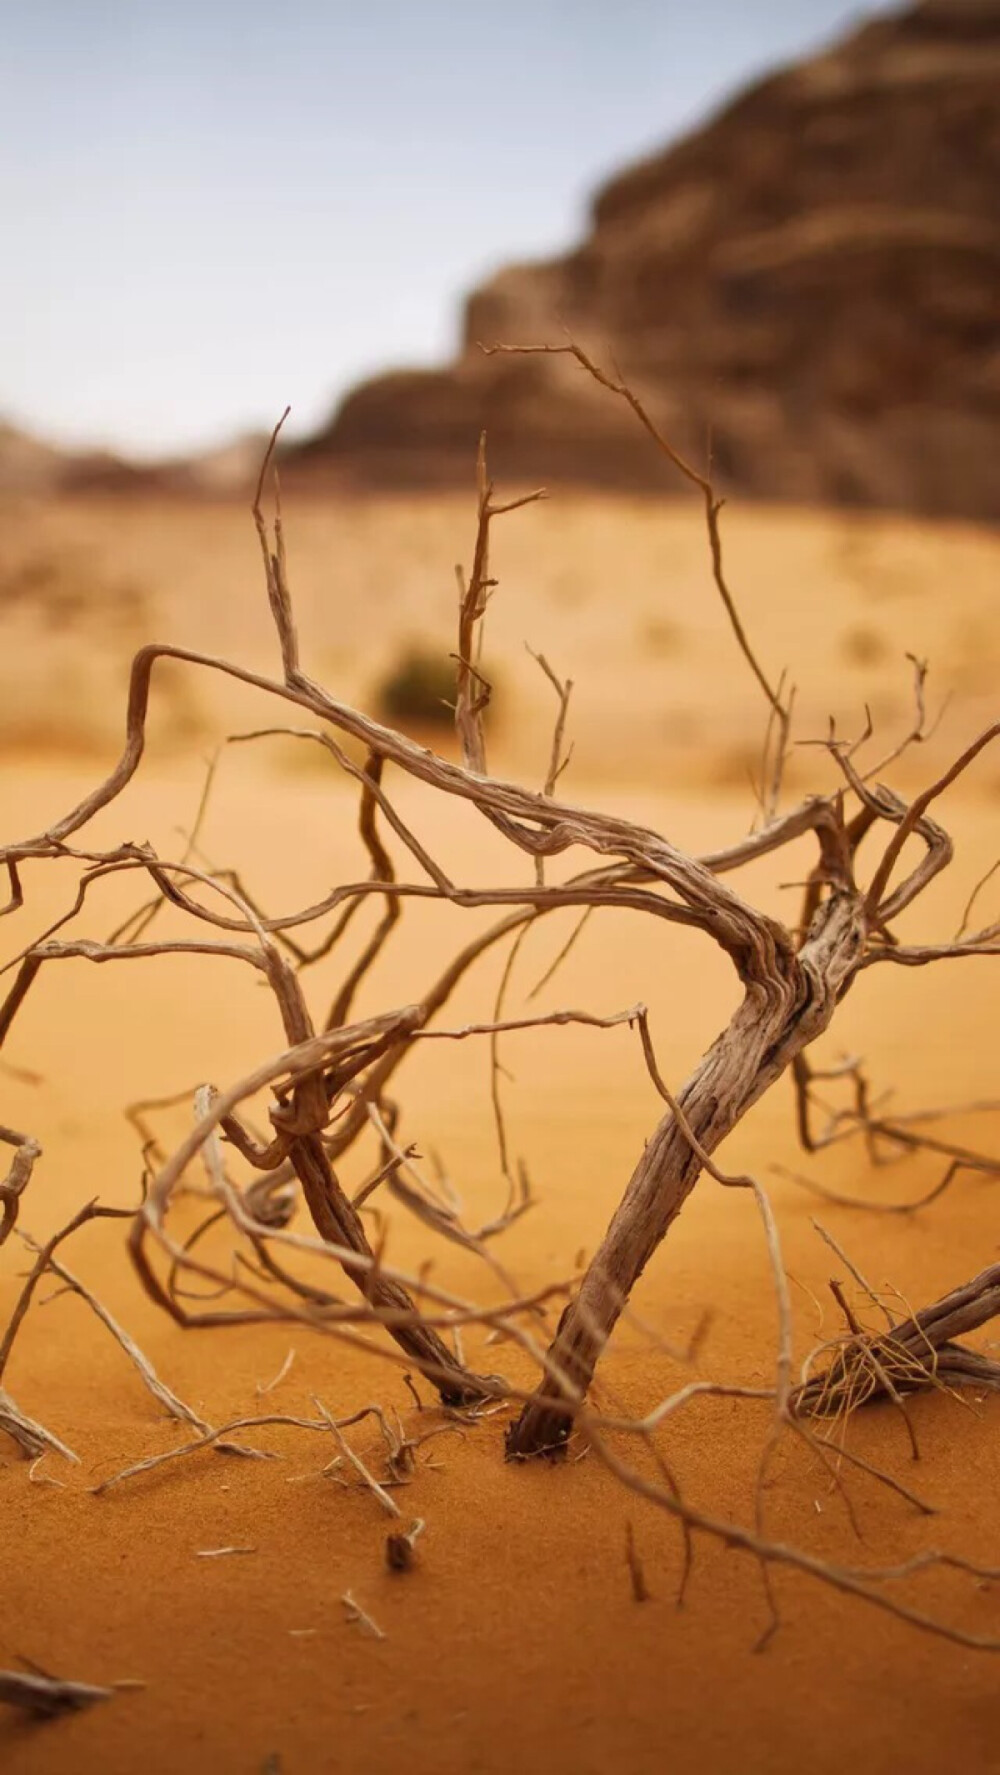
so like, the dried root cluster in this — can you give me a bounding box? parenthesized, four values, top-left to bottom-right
(2, 345, 1000, 1689)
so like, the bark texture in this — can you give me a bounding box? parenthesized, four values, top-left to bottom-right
(288, 1132, 488, 1406)
(507, 893, 865, 1455)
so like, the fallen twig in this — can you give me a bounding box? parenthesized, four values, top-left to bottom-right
(341, 1592, 385, 1640)
(0, 1669, 115, 1720)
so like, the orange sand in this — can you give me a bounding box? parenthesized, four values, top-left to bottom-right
(3, 482, 1000, 1771)
(3, 489, 999, 791)
(2, 746, 1000, 1774)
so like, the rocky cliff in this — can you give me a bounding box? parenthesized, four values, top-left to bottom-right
(294, 0, 1000, 518)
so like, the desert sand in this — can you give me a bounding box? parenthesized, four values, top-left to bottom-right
(1, 487, 999, 1773)
(2, 487, 999, 785)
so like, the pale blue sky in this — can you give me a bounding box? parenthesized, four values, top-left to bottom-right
(3, 0, 898, 457)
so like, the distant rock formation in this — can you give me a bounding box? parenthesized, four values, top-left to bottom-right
(0, 421, 267, 501)
(0, 424, 73, 497)
(0, 421, 171, 498)
(294, 0, 1000, 519)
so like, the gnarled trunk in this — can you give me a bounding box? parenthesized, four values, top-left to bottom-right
(506, 892, 864, 1456)
(290, 1132, 489, 1407)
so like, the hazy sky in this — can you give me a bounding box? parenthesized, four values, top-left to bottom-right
(4, 0, 899, 457)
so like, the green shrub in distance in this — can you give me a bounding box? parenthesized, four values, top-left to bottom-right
(376, 647, 500, 731)
(376, 648, 456, 726)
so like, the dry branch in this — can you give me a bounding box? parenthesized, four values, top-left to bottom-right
(0, 1124, 41, 1248)
(2, 344, 999, 1653)
(0, 1670, 115, 1720)
(794, 1259, 1000, 1420)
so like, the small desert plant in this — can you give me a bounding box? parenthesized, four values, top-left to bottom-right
(841, 622, 889, 667)
(375, 646, 457, 727)
(376, 642, 502, 736)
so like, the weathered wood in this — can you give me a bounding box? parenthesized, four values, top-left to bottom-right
(793, 1260, 1000, 1418)
(507, 892, 866, 1455)
(288, 1132, 488, 1407)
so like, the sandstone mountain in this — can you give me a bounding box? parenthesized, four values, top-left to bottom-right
(0, 420, 268, 500)
(0, 423, 78, 497)
(293, 0, 1000, 519)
